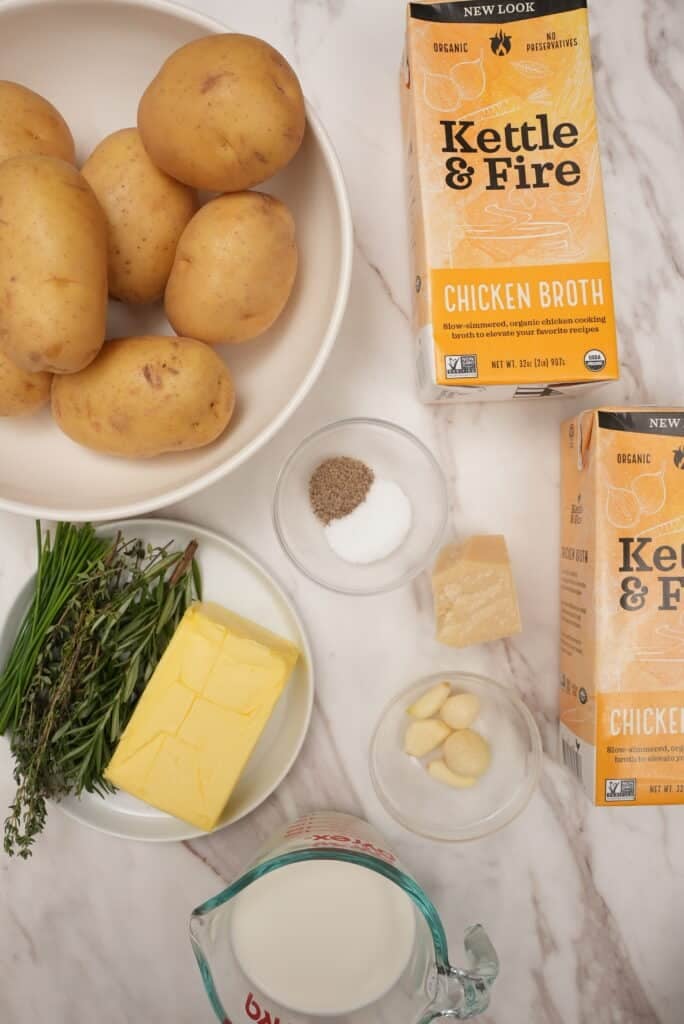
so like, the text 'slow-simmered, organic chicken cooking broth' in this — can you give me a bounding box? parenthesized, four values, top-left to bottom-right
(561, 410, 684, 806)
(401, 0, 618, 402)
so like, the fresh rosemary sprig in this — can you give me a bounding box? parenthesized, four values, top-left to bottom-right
(2, 525, 201, 858)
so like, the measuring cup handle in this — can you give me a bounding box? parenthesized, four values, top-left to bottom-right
(420, 924, 499, 1021)
(450, 924, 499, 1019)
(464, 923, 499, 980)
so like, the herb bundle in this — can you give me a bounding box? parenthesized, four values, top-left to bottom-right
(0, 522, 111, 734)
(1, 523, 201, 857)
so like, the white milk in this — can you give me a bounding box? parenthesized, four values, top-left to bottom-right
(230, 859, 417, 1016)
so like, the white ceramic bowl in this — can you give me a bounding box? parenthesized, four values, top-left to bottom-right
(0, 519, 315, 841)
(0, 0, 352, 521)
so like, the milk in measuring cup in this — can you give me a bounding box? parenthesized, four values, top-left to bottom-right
(230, 858, 417, 1016)
(191, 812, 499, 1023)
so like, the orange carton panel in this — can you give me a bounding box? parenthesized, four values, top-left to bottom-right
(560, 409, 684, 806)
(401, 0, 619, 403)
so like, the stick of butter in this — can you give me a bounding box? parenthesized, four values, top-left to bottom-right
(105, 602, 300, 831)
(432, 536, 521, 648)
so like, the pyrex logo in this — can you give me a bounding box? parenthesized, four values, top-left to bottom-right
(283, 825, 397, 864)
(244, 992, 290, 1024)
(463, 2, 535, 15)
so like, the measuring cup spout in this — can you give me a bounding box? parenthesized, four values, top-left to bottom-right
(421, 924, 499, 1022)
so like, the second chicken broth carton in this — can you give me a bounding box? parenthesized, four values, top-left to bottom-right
(401, 0, 618, 402)
(561, 409, 684, 806)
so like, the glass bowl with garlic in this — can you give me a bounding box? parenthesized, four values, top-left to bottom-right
(370, 672, 542, 841)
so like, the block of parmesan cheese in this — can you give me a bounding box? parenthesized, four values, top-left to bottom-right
(105, 602, 300, 831)
(432, 536, 521, 648)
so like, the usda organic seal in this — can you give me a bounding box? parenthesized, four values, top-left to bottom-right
(584, 349, 607, 372)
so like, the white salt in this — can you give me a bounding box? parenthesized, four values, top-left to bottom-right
(325, 478, 412, 565)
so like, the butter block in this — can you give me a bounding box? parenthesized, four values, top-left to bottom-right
(105, 602, 300, 831)
(432, 536, 521, 649)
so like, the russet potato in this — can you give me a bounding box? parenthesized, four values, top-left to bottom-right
(165, 191, 297, 344)
(0, 155, 108, 373)
(0, 350, 51, 417)
(82, 128, 197, 304)
(0, 81, 75, 164)
(138, 34, 305, 192)
(51, 336, 235, 458)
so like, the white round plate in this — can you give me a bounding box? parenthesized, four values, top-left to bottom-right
(0, 519, 314, 841)
(0, 0, 352, 522)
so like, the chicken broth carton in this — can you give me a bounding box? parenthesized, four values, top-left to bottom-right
(401, 0, 618, 402)
(561, 409, 684, 806)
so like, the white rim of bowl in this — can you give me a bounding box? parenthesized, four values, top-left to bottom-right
(369, 671, 543, 841)
(272, 417, 449, 596)
(51, 516, 316, 841)
(0, 0, 354, 523)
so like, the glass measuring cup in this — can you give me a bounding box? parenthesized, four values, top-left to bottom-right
(191, 812, 498, 1023)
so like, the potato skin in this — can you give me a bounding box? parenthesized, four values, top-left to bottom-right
(0, 350, 51, 416)
(82, 128, 197, 304)
(0, 81, 75, 164)
(138, 34, 305, 192)
(165, 192, 297, 344)
(0, 156, 108, 373)
(51, 336, 235, 458)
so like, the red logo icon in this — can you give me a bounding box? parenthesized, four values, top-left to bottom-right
(245, 992, 286, 1024)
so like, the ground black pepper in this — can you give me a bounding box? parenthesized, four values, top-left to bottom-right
(309, 456, 374, 525)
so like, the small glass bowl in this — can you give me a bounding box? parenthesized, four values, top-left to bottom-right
(273, 418, 448, 595)
(370, 672, 543, 841)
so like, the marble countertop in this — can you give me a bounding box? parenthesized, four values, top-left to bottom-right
(1, 0, 682, 1021)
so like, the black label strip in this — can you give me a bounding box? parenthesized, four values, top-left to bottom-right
(409, 0, 587, 25)
(598, 411, 684, 438)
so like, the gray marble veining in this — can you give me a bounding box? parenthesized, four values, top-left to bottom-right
(0, 0, 682, 1022)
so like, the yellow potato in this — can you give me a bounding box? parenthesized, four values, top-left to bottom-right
(0, 156, 107, 373)
(82, 128, 197, 304)
(0, 350, 51, 417)
(138, 33, 305, 192)
(52, 336, 235, 458)
(0, 81, 75, 163)
(165, 191, 297, 344)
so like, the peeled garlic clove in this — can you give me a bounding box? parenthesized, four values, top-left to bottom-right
(440, 692, 480, 730)
(407, 682, 451, 720)
(404, 719, 451, 758)
(444, 729, 491, 778)
(428, 759, 477, 789)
